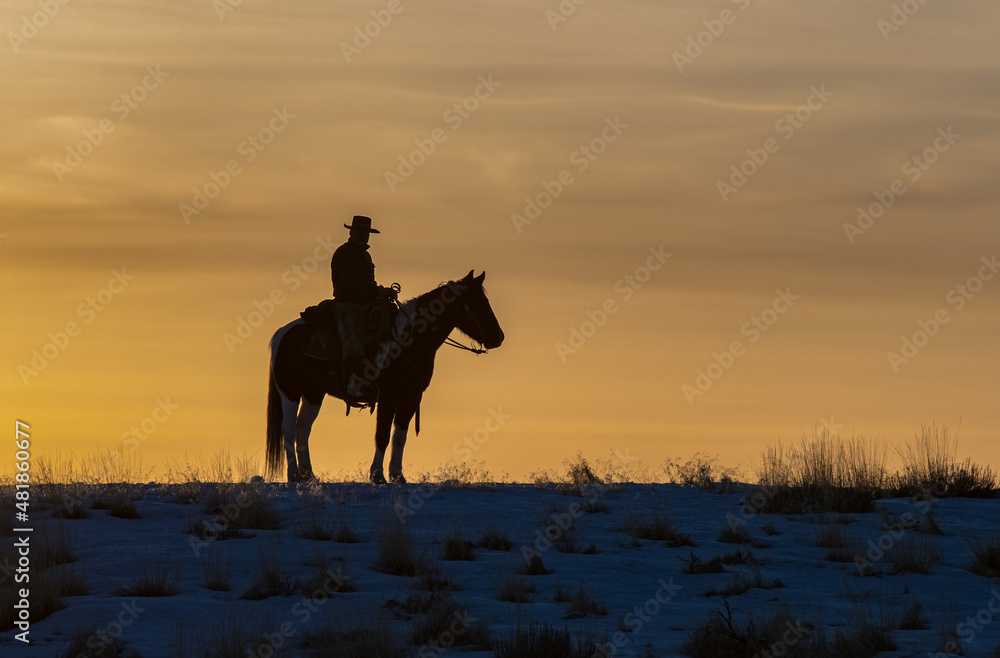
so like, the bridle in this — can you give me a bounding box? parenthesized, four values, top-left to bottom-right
(444, 294, 489, 355)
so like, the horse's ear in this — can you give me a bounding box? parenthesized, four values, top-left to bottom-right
(465, 269, 474, 281)
(475, 271, 486, 284)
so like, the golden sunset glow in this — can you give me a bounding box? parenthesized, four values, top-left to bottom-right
(3, 0, 999, 480)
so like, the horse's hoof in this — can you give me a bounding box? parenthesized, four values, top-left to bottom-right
(370, 472, 388, 485)
(389, 473, 407, 485)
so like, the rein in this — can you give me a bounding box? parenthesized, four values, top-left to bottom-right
(443, 336, 488, 355)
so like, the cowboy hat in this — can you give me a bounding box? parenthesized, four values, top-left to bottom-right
(344, 215, 380, 233)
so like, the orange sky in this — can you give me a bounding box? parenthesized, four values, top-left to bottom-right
(2, 0, 998, 480)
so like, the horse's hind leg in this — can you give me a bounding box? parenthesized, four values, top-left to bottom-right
(280, 392, 302, 482)
(295, 396, 322, 481)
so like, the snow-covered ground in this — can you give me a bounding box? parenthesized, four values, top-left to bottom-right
(3, 482, 1000, 657)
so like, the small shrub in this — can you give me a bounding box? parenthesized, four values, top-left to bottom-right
(50, 486, 91, 519)
(478, 525, 512, 551)
(684, 601, 812, 658)
(333, 514, 360, 543)
(113, 550, 182, 597)
(201, 546, 232, 592)
(919, 511, 944, 535)
(680, 552, 724, 574)
(760, 520, 780, 536)
(495, 563, 537, 603)
(717, 523, 754, 545)
(967, 531, 1000, 578)
(663, 453, 741, 490)
(411, 595, 490, 648)
(899, 599, 927, 630)
(295, 509, 333, 541)
(558, 452, 602, 497)
(35, 522, 77, 570)
(720, 549, 759, 566)
(51, 563, 88, 597)
(751, 431, 887, 514)
(890, 424, 997, 498)
(92, 488, 141, 519)
(519, 553, 549, 576)
(623, 509, 693, 547)
(240, 542, 292, 600)
(563, 581, 607, 619)
(442, 525, 474, 561)
(815, 523, 859, 562)
(60, 625, 138, 658)
(705, 566, 783, 597)
(302, 622, 399, 658)
(185, 610, 288, 658)
(888, 536, 942, 574)
(413, 566, 461, 593)
(202, 482, 280, 531)
(295, 556, 353, 597)
(494, 622, 604, 658)
(372, 507, 417, 576)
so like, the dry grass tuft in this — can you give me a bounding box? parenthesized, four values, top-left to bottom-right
(112, 549, 183, 597)
(623, 508, 693, 547)
(478, 525, 513, 551)
(967, 531, 1000, 578)
(372, 506, 417, 576)
(240, 542, 292, 600)
(494, 561, 537, 603)
(442, 524, 475, 561)
(201, 545, 233, 592)
(890, 424, 997, 498)
(494, 622, 604, 658)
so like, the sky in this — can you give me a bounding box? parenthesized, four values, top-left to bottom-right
(2, 0, 998, 481)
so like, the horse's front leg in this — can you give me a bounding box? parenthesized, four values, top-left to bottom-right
(294, 398, 322, 481)
(388, 397, 419, 484)
(370, 402, 394, 485)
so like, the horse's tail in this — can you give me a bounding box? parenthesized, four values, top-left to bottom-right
(266, 340, 285, 479)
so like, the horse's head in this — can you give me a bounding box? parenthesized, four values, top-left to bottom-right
(452, 270, 504, 350)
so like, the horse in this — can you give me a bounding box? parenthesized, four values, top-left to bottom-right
(265, 270, 504, 483)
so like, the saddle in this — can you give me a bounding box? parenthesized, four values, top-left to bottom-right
(299, 297, 397, 406)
